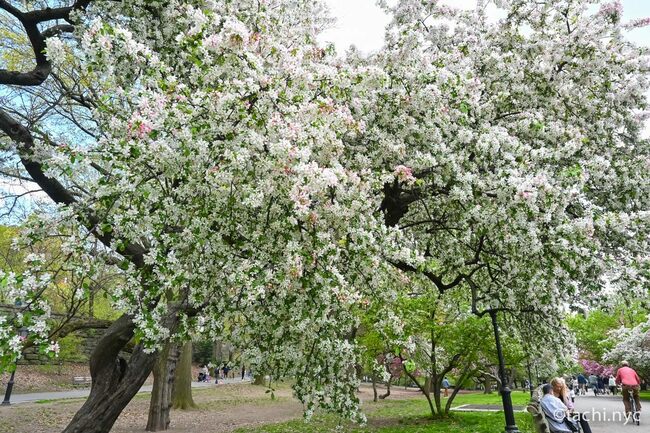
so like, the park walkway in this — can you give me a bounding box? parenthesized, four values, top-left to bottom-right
(573, 393, 642, 433)
(6, 377, 250, 404)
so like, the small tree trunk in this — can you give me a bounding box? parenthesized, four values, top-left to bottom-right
(378, 376, 392, 399)
(432, 377, 443, 414)
(172, 341, 196, 410)
(61, 314, 158, 433)
(252, 372, 266, 385)
(404, 369, 436, 418)
(371, 374, 378, 402)
(146, 343, 180, 431)
(88, 291, 94, 318)
(444, 368, 472, 415)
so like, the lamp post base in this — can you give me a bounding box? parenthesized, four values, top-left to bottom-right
(1, 369, 16, 406)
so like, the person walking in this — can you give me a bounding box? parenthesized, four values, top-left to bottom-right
(597, 375, 605, 395)
(608, 375, 617, 395)
(442, 377, 450, 398)
(588, 373, 599, 396)
(577, 373, 587, 395)
(615, 361, 642, 417)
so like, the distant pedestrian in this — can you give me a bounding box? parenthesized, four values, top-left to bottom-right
(442, 377, 450, 397)
(608, 375, 617, 395)
(571, 377, 579, 392)
(597, 375, 605, 395)
(577, 373, 587, 395)
(588, 374, 598, 396)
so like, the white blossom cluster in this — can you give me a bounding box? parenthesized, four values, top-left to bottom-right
(604, 316, 650, 379)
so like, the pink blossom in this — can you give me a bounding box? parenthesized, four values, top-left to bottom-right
(599, 1, 623, 21)
(203, 34, 221, 50)
(624, 17, 650, 29)
(394, 165, 416, 184)
(518, 190, 533, 200)
(579, 359, 615, 376)
(137, 122, 153, 138)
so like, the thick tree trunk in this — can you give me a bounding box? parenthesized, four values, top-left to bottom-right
(146, 343, 180, 431)
(172, 341, 196, 410)
(483, 374, 493, 394)
(432, 376, 442, 414)
(508, 367, 517, 389)
(61, 314, 158, 433)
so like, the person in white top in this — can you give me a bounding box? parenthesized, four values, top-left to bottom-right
(608, 375, 617, 395)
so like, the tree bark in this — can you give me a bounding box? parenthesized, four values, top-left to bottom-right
(252, 372, 266, 386)
(378, 376, 392, 399)
(61, 314, 157, 433)
(172, 341, 196, 410)
(371, 374, 378, 402)
(444, 367, 474, 415)
(146, 343, 180, 431)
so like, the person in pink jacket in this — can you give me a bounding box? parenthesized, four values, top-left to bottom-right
(615, 361, 642, 417)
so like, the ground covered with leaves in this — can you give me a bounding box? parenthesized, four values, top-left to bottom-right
(0, 383, 538, 433)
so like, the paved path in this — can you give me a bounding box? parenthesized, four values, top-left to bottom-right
(573, 393, 642, 432)
(6, 377, 250, 405)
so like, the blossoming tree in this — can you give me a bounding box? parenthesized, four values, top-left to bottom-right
(604, 316, 650, 382)
(0, 0, 393, 431)
(0, 1, 648, 433)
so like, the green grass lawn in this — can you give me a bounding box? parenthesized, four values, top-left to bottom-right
(451, 391, 532, 406)
(640, 390, 650, 401)
(234, 396, 534, 433)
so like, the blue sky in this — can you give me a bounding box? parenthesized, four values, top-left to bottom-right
(321, 0, 650, 52)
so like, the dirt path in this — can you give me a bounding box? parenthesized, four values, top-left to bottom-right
(0, 383, 425, 433)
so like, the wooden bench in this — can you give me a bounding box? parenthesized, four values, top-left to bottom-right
(72, 376, 92, 387)
(527, 385, 551, 433)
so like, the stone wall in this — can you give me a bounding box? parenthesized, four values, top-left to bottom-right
(18, 327, 106, 365)
(0, 304, 121, 366)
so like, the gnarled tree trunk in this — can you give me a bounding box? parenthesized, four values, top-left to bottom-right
(62, 314, 158, 433)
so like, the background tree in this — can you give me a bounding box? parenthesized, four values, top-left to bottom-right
(568, 300, 648, 362)
(604, 316, 650, 382)
(398, 288, 493, 417)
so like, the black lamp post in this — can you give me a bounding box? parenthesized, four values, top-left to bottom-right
(489, 310, 521, 433)
(2, 328, 28, 406)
